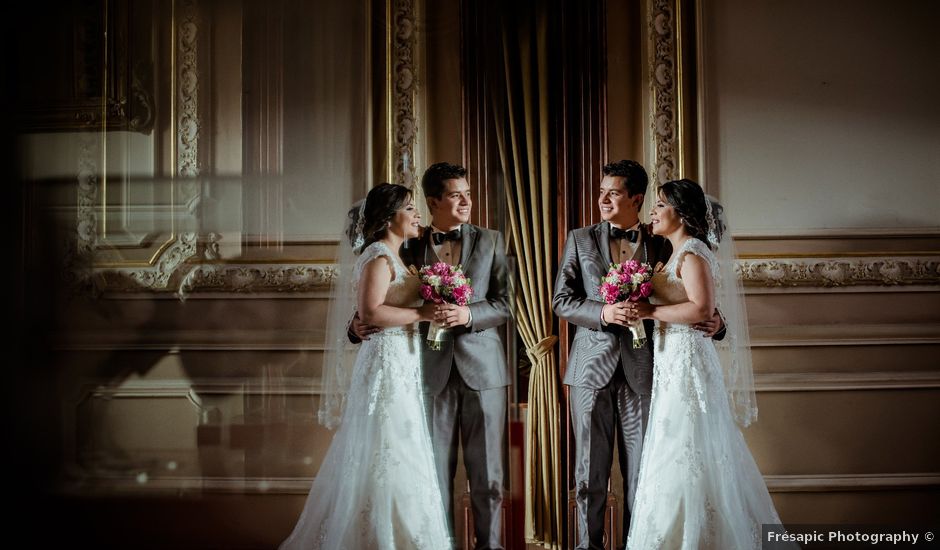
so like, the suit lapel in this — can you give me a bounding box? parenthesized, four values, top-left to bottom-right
(459, 223, 478, 268)
(592, 222, 613, 266)
(636, 224, 652, 264)
(418, 229, 436, 266)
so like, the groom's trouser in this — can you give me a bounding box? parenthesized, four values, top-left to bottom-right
(569, 366, 650, 550)
(427, 366, 506, 550)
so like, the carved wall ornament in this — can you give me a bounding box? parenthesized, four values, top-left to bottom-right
(15, 0, 156, 133)
(393, 0, 418, 186)
(648, 0, 678, 185)
(86, 233, 199, 293)
(77, 132, 100, 256)
(176, 0, 203, 229)
(738, 256, 940, 288)
(71, 0, 203, 293)
(177, 264, 338, 299)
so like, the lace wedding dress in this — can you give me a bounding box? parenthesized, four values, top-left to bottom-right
(626, 239, 786, 550)
(281, 242, 451, 550)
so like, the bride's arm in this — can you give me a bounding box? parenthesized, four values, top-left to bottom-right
(634, 253, 715, 324)
(358, 256, 434, 327)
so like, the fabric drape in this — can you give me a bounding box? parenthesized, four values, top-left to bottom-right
(491, 4, 563, 547)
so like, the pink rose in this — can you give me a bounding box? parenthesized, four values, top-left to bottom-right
(639, 281, 653, 297)
(421, 285, 442, 303)
(420, 285, 435, 301)
(451, 284, 472, 306)
(600, 282, 620, 304)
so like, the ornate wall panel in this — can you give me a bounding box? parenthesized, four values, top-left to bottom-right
(393, 0, 419, 187)
(73, 0, 404, 295)
(647, 0, 678, 186)
(70, 0, 202, 291)
(738, 255, 940, 290)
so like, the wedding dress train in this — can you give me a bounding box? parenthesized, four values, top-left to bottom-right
(627, 239, 786, 550)
(281, 242, 451, 550)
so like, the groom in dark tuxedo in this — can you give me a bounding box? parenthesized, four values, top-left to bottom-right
(552, 160, 723, 550)
(351, 162, 510, 549)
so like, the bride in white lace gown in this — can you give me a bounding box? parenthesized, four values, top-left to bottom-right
(281, 184, 451, 550)
(626, 180, 788, 549)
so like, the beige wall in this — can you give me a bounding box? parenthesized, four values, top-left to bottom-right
(698, 0, 940, 525)
(700, 0, 940, 232)
(606, 0, 647, 164)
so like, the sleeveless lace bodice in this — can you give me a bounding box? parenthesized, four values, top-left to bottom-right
(354, 242, 422, 334)
(628, 236, 785, 549)
(281, 240, 450, 549)
(650, 238, 719, 334)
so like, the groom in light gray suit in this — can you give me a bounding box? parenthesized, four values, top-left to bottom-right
(408, 162, 510, 550)
(353, 163, 510, 549)
(553, 160, 723, 550)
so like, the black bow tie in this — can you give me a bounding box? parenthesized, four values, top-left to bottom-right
(432, 228, 462, 245)
(610, 226, 639, 243)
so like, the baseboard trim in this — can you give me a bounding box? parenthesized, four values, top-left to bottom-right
(60, 472, 940, 496)
(755, 370, 940, 392)
(765, 473, 940, 493)
(750, 324, 940, 347)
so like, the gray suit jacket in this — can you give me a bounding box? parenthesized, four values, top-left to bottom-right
(403, 224, 511, 395)
(552, 222, 672, 395)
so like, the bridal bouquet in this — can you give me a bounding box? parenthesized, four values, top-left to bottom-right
(418, 262, 474, 350)
(600, 260, 653, 348)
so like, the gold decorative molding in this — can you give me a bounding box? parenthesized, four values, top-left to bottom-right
(765, 473, 940, 493)
(74, 0, 202, 291)
(738, 255, 940, 289)
(89, 233, 198, 291)
(177, 0, 201, 183)
(392, 0, 418, 186)
(734, 228, 940, 240)
(648, 0, 678, 185)
(176, 263, 338, 299)
(76, 132, 100, 257)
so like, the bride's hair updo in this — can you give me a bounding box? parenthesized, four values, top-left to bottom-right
(658, 178, 712, 248)
(347, 183, 414, 250)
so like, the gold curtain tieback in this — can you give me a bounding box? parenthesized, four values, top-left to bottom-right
(525, 335, 558, 365)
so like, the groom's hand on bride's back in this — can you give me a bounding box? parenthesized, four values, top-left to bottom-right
(693, 309, 726, 340)
(348, 312, 382, 343)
